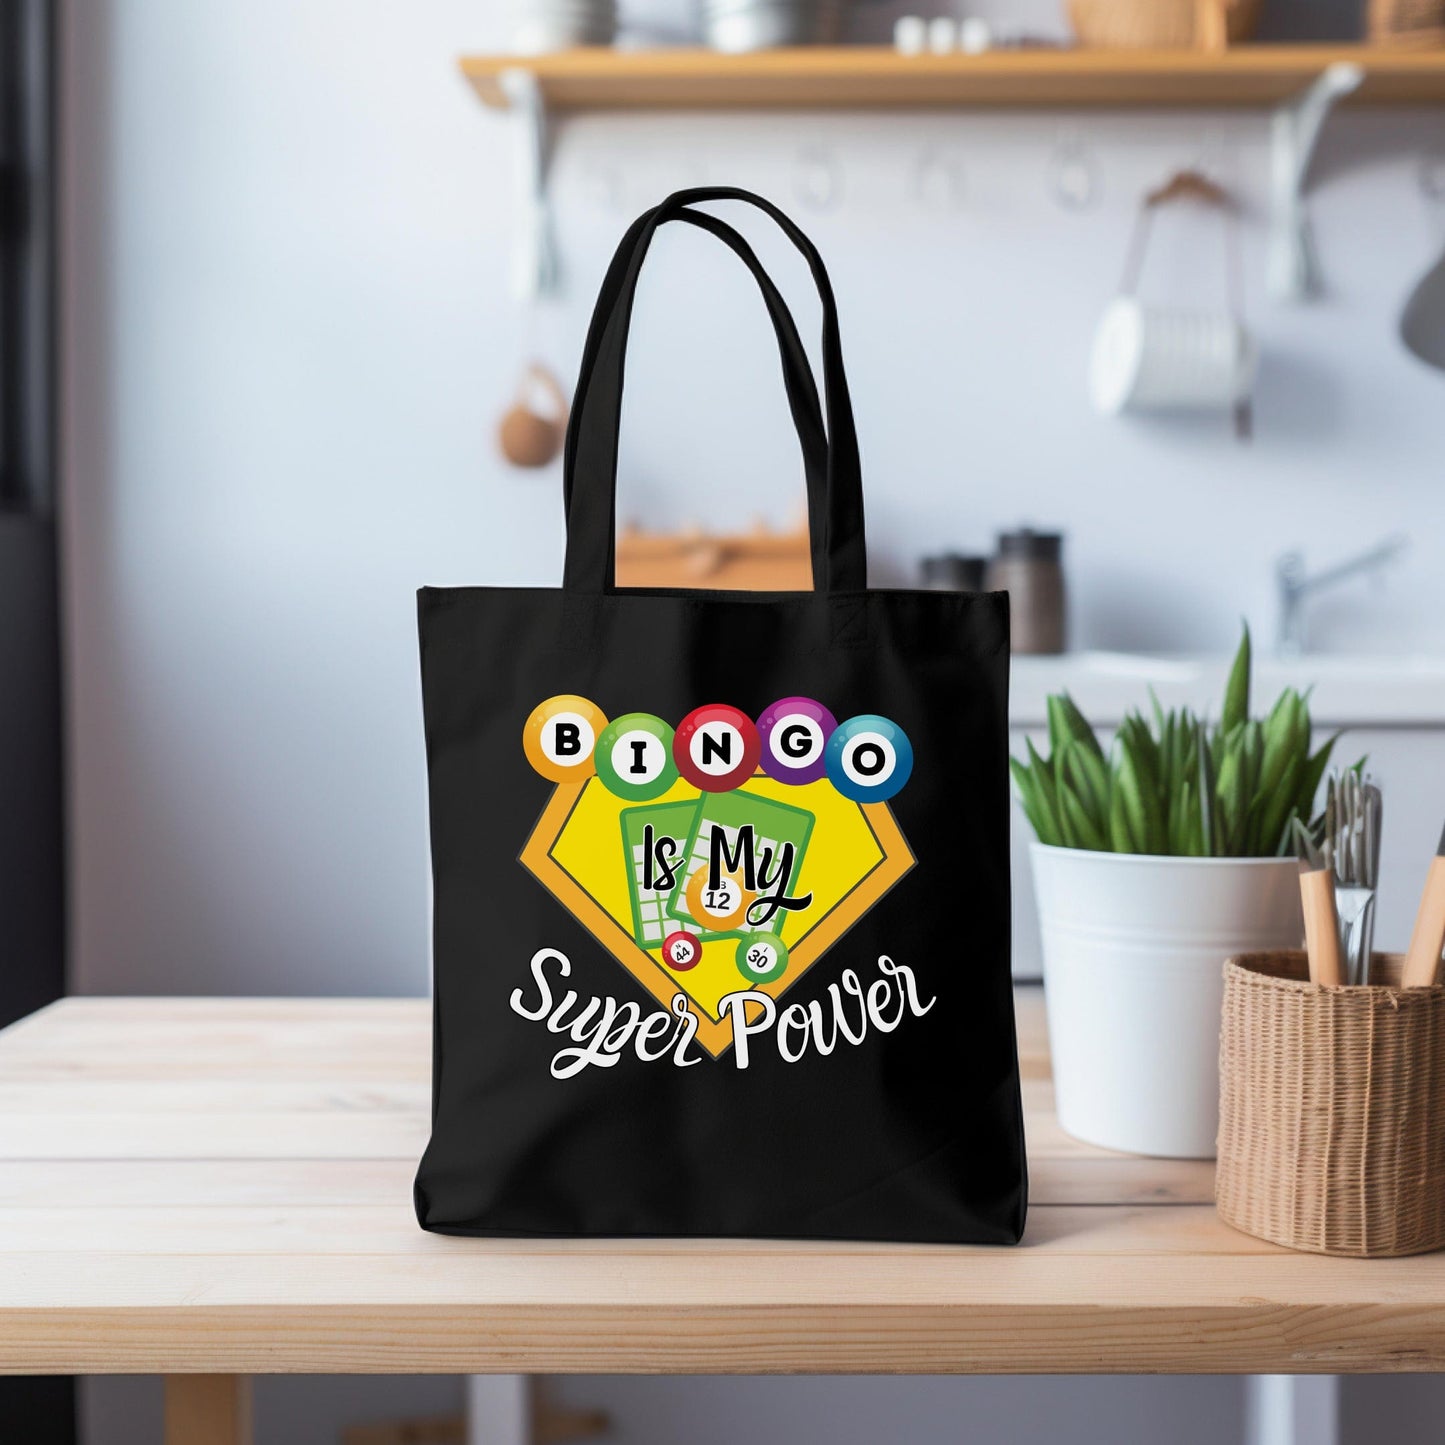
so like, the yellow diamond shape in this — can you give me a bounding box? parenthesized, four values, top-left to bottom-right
(519, 771, 915, 1059)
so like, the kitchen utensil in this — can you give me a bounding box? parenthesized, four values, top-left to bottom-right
(498, 361, 568, 469)
(1403, 821, 1445, 988)
(985, 529, 1065, 655)
(1090, 300, 1257, 413)
(1324, 771, 1382, 987)
(1294, 817, 1345, 987)
(1090, 169, 1256, 438)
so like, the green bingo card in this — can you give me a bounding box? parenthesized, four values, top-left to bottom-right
(666, 789, 815, 943)
(619, 801, 704, 952)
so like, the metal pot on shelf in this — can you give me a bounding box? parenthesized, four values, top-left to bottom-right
(701, 0, 850, 52)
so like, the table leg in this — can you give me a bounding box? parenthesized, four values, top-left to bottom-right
(164, 1375, 253, 1445)
(1246, 1375, 1339, 1445)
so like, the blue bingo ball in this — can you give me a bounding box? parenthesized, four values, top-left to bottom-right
(825, 715, 913, 803)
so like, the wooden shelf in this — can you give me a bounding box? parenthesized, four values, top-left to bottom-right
(460, 44, 1445, 111)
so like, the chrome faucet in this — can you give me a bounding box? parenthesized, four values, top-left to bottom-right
(1275, 534, 1409, 655)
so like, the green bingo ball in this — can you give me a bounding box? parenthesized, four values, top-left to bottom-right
(734, 932, 789, 984)
(595, 712, 678, 801)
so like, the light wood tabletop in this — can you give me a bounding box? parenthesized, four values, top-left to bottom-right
(2, 991, 1443, 1442)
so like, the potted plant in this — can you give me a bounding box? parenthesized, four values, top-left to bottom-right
(1012, 629, 1335, 1158)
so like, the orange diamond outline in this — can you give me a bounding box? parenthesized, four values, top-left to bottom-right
(519, 774, 916, 1059)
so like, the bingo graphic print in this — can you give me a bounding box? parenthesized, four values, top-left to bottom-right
(414, 187, 1027, 1244)
(520, 695, 917, 1061)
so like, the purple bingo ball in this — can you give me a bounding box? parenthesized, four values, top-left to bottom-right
(757, 696, 837, 785)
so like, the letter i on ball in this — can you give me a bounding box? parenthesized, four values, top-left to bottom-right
(595, 713, 679, 800)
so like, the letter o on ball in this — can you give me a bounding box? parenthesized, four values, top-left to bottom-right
(825, 715, 914, 803)
(523, 695, 608, 782)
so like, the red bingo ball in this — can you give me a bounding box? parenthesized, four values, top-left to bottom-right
(674, 704, 761, 792)
(662, 930, 702, 971)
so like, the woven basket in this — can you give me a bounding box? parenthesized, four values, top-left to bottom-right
(1368, 0, 1445, 47)
(1217, 951, 1445, 1258)
(1067, 0, 1263, 48)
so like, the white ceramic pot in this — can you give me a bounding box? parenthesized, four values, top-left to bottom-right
(1031, 844, 1302, 1158)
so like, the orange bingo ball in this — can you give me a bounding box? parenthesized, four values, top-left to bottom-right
(522, 695, 608, 782)
(684, 865, 754, 932)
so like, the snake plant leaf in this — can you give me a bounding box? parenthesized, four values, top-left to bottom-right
(1293, 731, 1339, 822)
(1197, 726, 1218, 855)
(1257, 691, 1299, 800)
(1061, 738, 1110, 832)
(1058, 776, 1108, 852)
(1027, 737, 1065, 841)
(1107, 773, 1137, 853)
(1010, 755, 1062, 847)
(1221, 624, 1251, 735)
(1258, 756, 1304, 857)
(1116, 734, 1165, 855)
(1149, 686, 1167, 738)
(1046, 692, 1106, 762)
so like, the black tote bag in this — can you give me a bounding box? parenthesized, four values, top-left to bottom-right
(415, 188, 1027, 1243)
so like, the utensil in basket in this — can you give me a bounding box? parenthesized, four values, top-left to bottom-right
(1403, 820, 1445, 989)
(1324, 770, 1382, 986)
(1294, 816, 1344, 987)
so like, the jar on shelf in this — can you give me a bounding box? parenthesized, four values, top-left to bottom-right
(985, 529, 1066, 656)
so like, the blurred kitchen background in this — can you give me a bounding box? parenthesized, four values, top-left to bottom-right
(17, 0, 1445, 1439)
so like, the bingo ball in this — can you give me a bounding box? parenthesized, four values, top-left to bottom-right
(734, 931, 789, 984)
(674, 703, 761, 792)
(757, 696, 836, 785)
(662, 930, 702, 972)
(595, 713, 678, 801)
(684, 865, 753, 932)
(826, 714, 914, 803)
(523, 694, 608, 782)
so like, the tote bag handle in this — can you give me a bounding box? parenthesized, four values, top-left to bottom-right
(562, 188, 867, 596)
(562, 206, 829, 529)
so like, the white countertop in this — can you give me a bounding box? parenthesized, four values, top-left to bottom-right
(1010, 652, 1445, 728)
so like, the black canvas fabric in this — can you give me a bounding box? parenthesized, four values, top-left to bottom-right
(415, 188, 1027, 1243)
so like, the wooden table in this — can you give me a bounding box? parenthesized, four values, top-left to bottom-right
(1, 992, 1442, 1445)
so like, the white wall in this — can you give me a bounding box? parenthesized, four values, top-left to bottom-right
(64, 0, 1445, 1002)
(61, 2, 1445, 1443)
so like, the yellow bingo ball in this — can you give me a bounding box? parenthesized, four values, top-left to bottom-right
(522, 695, 608, 782)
